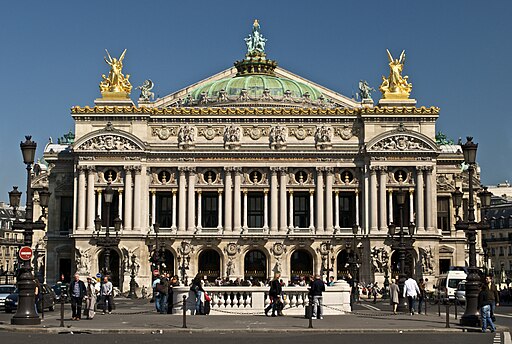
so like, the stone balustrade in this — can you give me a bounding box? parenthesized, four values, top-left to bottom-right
(172, 280, 351, 315)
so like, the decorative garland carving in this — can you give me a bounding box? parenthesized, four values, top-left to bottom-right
(152, 126, 178, 140)
(369, 135, 431, 151)
(76, 135, 141, 151)
(289, 126, 314, 140)
(198, 126, 223, 140)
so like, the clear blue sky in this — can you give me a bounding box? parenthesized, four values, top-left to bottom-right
(0, 0, 510, 202)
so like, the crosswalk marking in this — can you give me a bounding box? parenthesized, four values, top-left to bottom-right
(494, 332, 502, 344)
(361, 304, 380, 311)
(504, 332, 511, 344)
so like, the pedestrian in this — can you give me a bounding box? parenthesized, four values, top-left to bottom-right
(264, 272, 282, 317)
(389, 277, 399, 314)
(484, 275, 499, 321)
(152, 271, 161, 312)
(100, 276, 113, 314)
(167, 275, 178, 314)
(479, 283, 496, 333)
(372, 282, 379, 303)
(156, 274, 169, 314)
(309, 274, 326, 319)
(418, 278, 426, 314)
(190, 274, 205, 315)
(85, 276, 97, 319)
(68, 273, 87, 320)
(403, 276, 420, 315)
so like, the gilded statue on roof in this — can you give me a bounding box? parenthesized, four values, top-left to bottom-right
(99, 49, 132, 97)
(379, 49, 412, 99)
(244, 19, 267, 55)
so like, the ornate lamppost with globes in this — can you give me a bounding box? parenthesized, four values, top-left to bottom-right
(127, 253, 138, 299)
(177, 254, 190, 286)
(452, 136, 491, 327)
(9, 136, 51, 325)
(150, 223, 165, 274)
(388, 187, 415, 313)
(93, 182, 121, 277)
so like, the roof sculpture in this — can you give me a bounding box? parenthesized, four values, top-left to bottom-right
(99, 49, 132, 99)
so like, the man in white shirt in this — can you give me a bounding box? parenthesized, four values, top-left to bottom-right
(403, 277, 420, 315)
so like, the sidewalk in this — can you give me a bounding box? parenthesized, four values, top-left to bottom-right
(0, 298, 499, 334)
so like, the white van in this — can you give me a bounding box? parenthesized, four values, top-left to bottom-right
(436, 270, 467, 300)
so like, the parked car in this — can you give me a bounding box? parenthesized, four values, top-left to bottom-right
(455, 280, 466, 304)
(0, 285, 16, 310)
(5, 283, 56, 313)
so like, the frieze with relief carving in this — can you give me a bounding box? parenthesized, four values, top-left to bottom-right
(76, 135, 141, 151)
(198, 126, 224, 140)
(152, 126, 178, 140)
(289, 126, 314, 140)
(369, 135, 430, 151)
(269, 124, 288, 150)
(243, 125, 269, 140)
(437, 173, 456, 192)
(178, 125, 196, 149)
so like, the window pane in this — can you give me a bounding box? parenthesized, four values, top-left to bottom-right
(60, 196, 73, 234)
(202, 192, 218, 228)
(248, 192, 264, 228)
(156, 193, 173, 228)
(293, 192, 309, 228)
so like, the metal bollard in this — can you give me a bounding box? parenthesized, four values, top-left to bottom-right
(182, 295, 187, 329)
(437, 290, 441, 317)
(424, 294, 428, 315)
(41, 294, 45, 320)
(445, 302, 450, 328)
(59, 296, 65, 327)
(454, 299, 458, 319)
(308, 299, 313, 329)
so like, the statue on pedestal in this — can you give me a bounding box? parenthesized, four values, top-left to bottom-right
(379, 49, 412, 99)
(99, 49, 132, 97)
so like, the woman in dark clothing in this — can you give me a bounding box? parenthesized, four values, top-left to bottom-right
(479, 284, 497, 333)
(265, 272, 282, 317)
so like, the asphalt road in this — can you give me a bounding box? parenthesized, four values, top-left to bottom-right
(0, 333, 502, 344)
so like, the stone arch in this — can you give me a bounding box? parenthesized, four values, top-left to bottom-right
(243, 249, 268, 282)
(390, 248, 418, 279)
(98, 248, 122, 287)
(73, 125, 145, 152)
(289, 248, 314, 282)
(366, 128, 438, 153)
(197, 248, 221, 282)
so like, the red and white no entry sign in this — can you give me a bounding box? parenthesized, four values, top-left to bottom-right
(19, 246, 33, 261)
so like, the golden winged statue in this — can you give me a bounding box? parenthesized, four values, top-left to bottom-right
(379, 49, 412, 99)
(99, 49, 132, 97)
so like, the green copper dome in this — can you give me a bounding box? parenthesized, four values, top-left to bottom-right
(190, 75, 323, 101)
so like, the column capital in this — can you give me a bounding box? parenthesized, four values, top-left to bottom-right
(172, 189, 178, 195)
(218, 189, 223, 194)
(270, 167, 280, 173)
(223, 166, 236, 172)
(86, 165, 96, 173)
(97, 188, 103, 194)
(369, 166, 378, 174)
(263, 189, 269, 194)
(334, 189, 339, 195)
(124, 165, 135, 171)
(289, 189, 294, 195)
(325, 167, 334, 174)
(133, 165, 142, 174)
(355, 188, 359, 195)
(118, 189, 123, 194)
(425, 166, 434, 173)
(316, 166, 325, 172)
(388, 189, 393, 194)
(376, 166, 387, 172)
(77, 165, 87, 173)
(243, 189, 248, 194)
(150, 190, 156, 195)
(416, 166, 426, 172)
(197, 189, 202, 194)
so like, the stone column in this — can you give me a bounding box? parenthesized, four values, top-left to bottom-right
(172, 189, 177, 231)
(73, 170, 77, 231)
(117, 190, 122, 222)
(86, 167, 96, 231)
(369, 167, 378, 232)
(97, 189, 102, 218)
(409, 189, 414, 224)
(133, 166, 142, 231)
(224, 168, 233, 232)
(316, 167, 324, 232)
(378, 166, 388, 231)
(187, 168, 196, 232)
(196, 190, 202, 230)
(416, 167, 425, 231)
(243, 189, 248, 232)
(388, 190, 393, 225)
(178, 168, 187, 233)
(279, 168, 288, 232)
(263, 189, 269, 231)
(332, 190, 339, 232)
(77, 166, 86, 231)
(124, 166, 133, 230)
(288, 190, 294, 230)
(233, 168, 242, 234)
(325, 168, 334, 234)
(151, 190, 156, 225)
(355, 189, 360, 227)
(217, 189, 223, 232)
(270, 168, 279, 233)
(425, 166, 433, 231)
(309, 190, 315, 231)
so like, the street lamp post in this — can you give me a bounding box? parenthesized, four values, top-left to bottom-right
(93, 183, 121, 277)
(177, 254, 190, 286)
(388, 187, 415, 313)
(127, 253, 138, 299)
(10, 136, 50, 325)
(453, 136, 491, 327)
(151, 223, 165, 274)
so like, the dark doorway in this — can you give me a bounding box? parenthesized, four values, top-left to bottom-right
(198, 250, 220, 282)
(391, 249, 414, 278)
(439, 259, 451, 274)
(337, 250, 349, 278)
(59, 258, 72, 283)
(98, 249, 120, 287)
(244, 250, 267, 281)
(161, 249, 175, 276)
(290, 249, 313, 280)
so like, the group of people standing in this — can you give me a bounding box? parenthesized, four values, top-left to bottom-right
(152, 271, 179, 314)
(68, 273, 114, 320)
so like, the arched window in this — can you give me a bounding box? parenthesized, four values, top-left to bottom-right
(290, 249, 313, 281)
(244, 250, 267, 281)
(98, 249, 120, 287)
(198, 250, 220, 282)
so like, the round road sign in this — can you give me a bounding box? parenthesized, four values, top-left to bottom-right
(19, 246, 33, 261)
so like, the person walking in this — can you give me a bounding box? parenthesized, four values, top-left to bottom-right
(309, 274, 326, 319)
(484, 275, 499, 320)
(100, 276, 113, 314)
(190, 275, 205, 315)
(152, 272, 162, 312)
(389, 277, 399, 314)
(84, 276, 97, 319)
(156, 274, 169, 314)
(418, 278, 426, 314)
(479, 283, 497, 333)
(403, 276, 420, 315)
(265, 272, 282, 317)
(68, 273, 87, 320)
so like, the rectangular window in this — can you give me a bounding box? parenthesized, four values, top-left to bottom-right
(248, 192, 264, 228)
(439, 259, 451, 274)
(437, 197, 450, 232)
(201, 192, 218, 228)
(101, 191, 119, 227)
(293, 192, 309, 228)
(339, 193, 356, 228)
(392, 194, 411, 225)
(156, 193, 173, 228)
(59, 196, 73, 234)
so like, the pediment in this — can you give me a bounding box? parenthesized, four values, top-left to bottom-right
(74, 122, 145, 152)
(366, 126, 438, 153)
(150, 66, 360, 109)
